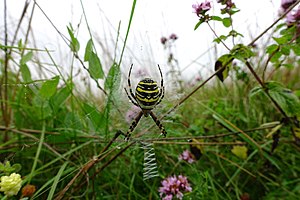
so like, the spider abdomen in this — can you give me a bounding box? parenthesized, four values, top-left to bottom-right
(135, 78, 161, 109)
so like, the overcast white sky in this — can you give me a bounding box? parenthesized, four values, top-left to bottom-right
(2, 0, 282, 81)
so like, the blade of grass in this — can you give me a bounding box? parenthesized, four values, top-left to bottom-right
(47, 162, 69, 200)
(28, 120, 46, 183)
(118, 0, 137, 66)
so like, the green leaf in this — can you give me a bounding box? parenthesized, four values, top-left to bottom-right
(84, 39, 93, 62)
(291, 44, 300, 56)
(270, 51, 282, 63)
(280, 45, 290, 56)
(20, 51, 33, 65)
(50, 83, 73, 112)
(194, 18, 205, 31)
(273, 36, 289, 45)
(228, 30, 243, 38)
(40, 76, 60, 99)
(230, 44, 254, 61)
(83, 103, 102, 130)
(67, 26, 80, 52)
(89, 52, 104, 79)
(213, 35, 228, 43)
(20, 64, 32, 83)
(266, 81, 300, 116)
(249, 85, 264, 98)
(266, 44, 279, 54)
(211, 16, 223, 21)
(222, 17, 232, 28)
(11, 164, 22, 172)
(231, 145, 248, 160)
(214, 54, 234, 82)
(282, 63, 294, 69)
(104, 62, 121, 91)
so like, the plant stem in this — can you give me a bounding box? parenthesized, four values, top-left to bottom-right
(245, 61, 288, 118)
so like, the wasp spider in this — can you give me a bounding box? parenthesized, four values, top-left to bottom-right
(124, 64, 167, 141)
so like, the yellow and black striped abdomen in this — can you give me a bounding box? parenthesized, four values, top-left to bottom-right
(135, 78, 161, 110)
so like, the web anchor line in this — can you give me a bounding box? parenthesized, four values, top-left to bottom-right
(140, 142, 159, 180)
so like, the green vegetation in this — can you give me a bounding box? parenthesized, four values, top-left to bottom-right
(1, 0, 300, 199)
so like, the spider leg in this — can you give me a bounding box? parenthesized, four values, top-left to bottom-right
(127, 64, 136, 100)
(124, 88, 139, 107)
(124, 111, 143, 141)
(156, 64, 165, 105)
(149, 110, 167, 137)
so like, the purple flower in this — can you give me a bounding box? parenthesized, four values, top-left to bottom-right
(125, 106, 140, 123)
(192, 1, 211, 17)
(285, 7, 300, 26)
(169, 33, 178, 40)
(178, 150, 195, 163)
(159, 175, 192, 200)
(161, 37, 168, 45)
(281, 0, 297, 10)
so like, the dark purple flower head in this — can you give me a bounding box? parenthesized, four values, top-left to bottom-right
(159, 175, 192, 200)
(178, 150, 195, 163)
(169, 33, 178, 40)
(161, 37, 168, 45)
(192, 1, 211, 17)
(281, 0, 297, 10)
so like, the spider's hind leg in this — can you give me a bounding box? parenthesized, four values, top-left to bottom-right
(124, 111, 143, 141)
(149, 111, 167, 137)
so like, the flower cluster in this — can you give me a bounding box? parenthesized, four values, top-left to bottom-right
(217, 0, 236, 14)
(280, 0, 300, 27)
(160, 33, 178, 45)
(125, 106, 140, 123)
(0, 173, 22, 197)
(178, 150, 195, 163)
(159, 175, 192, 200)
(286, 7, 300, 26)
(192, 0, 211, 17)
(281, 0, 297, 10)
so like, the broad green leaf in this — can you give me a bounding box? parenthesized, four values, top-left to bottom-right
(83, 102, 102, 130)
(50, 83, 73, 112)
(40, 76, 60, 99)
(104, 62, 121, 91)
(291, 43, 300, 55)
(266, 81, 300, 116)
(222, 17, 232, 27)
(214, 54, 233, 82)
(64, 112, 83, 130)
(230, 44, 254, 61)
(89, 52, 104, 79)
(211, 16, 222, 21)
(67, 26, 80, 52)
(266, 44, 279, 54)
(231, 145, 248, 160)
(20, 63, 32, 83)
(280, 45, 290, 56)
(273, 36, 289, 45)
(20, 51, 33, 65)
(84, 39, 93, 62)
(270, 51, 282, 63)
